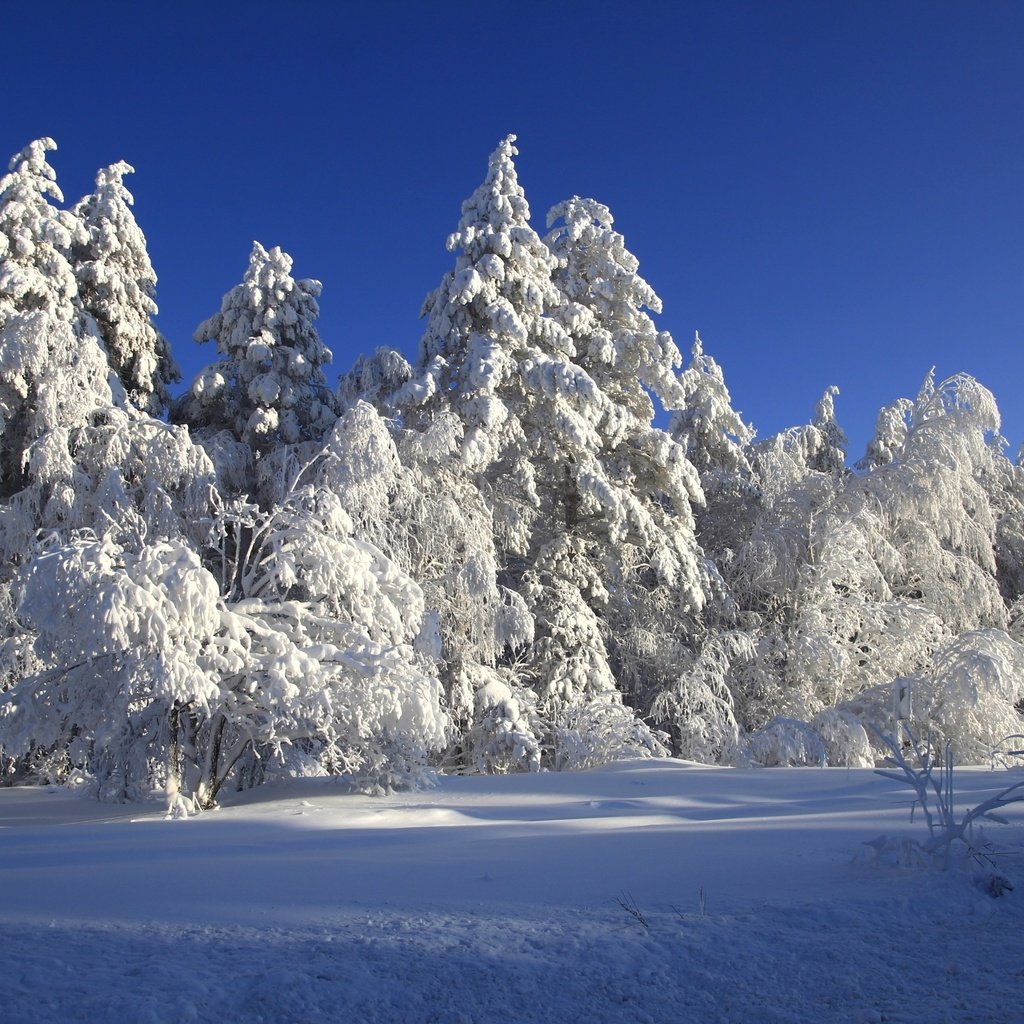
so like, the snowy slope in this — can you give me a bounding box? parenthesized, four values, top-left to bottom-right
(2, 759, 1023, 1023)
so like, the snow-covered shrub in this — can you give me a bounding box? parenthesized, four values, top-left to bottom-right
(552, 701, 666, 772)
(810, 707, 873, 767)
(650, 631, 748, 764)
(746, 716, 826, 767)
(652, 676, 742, 765)
(463, 672, 543, 774)
(915, 629, 1024, 764)
(3, 535, 226, 803)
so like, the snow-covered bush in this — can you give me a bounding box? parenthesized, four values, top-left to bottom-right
(650, 632, 747, 764)
(463, 672, 543, 774)
(552, 701, 666, 772)
(915, 629, 1024, 764)
(2, 535, 226, 803)
(747, 716, 827, 768)
(810, 707, 873, 768)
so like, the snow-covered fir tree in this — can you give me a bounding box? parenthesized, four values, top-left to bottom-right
(542, 195, 714, 758)
(178, 241, 338, 458)
(660, 335, 766, 753)
(391, 138, 614, 738)
(390, 138, 700, 765)
(71, 160, 179, 416)
(0, 138, 115, 497)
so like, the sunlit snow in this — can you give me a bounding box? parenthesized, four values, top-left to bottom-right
(2, 759, 1022, 1023)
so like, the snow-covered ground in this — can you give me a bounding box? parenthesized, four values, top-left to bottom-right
(2, 759, 1023, 1023)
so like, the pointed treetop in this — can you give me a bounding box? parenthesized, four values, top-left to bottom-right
(814, 385, 841, 431)
(673, 331, 754, 481)
(72, 156, 179, 415)
(688, 332, 736, 392)
(546, 195, 655, 309)
(0, 137, 80, 321)
(450, 134, 530, 249)
(911, 367, 939, 428)
(181, 239, 336, 450)
(3, 138, 63, 204)
(809, 384, 847, 475)
(92, 160, 136, 204)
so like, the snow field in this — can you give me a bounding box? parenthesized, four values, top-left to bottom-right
(2, 759, 1023, 1023)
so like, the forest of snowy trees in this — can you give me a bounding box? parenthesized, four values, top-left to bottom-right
(1, 135, 1022, 813)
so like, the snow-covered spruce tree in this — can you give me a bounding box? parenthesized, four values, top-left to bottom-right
(672, 332, 756, 524)
(0, 138, 107, 753)
(0, 140, 234, 787)
(391, 138, 677, 766)
(542, 196, 718, 760)
(177, 242, 338, 463)
(660, 334, 770, 758)
(71, 160, 179, 416)
(0, 138, 115, 497)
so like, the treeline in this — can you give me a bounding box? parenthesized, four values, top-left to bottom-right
(0, 135, 1021, 812)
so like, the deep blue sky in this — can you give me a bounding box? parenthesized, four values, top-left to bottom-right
(7, 1, 1023, 459)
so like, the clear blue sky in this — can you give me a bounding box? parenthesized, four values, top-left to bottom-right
(7, 0, 1023, 459)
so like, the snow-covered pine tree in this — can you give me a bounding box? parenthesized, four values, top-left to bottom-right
(0, 143, 241, 795)
(0, 138, 114, 497)
(542, 196, 716, 757)
(0, 141, 125, 748)
(391, 138, 677, 765)
(0, 144, 214, 584)
(400, 136, 568, 496)
(393, 138, 586, 709)
(178, 242, 338, 460)
(71, 160, 179, 416)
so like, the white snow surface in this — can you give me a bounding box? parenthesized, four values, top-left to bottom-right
(2, 759, 1023, 1023)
